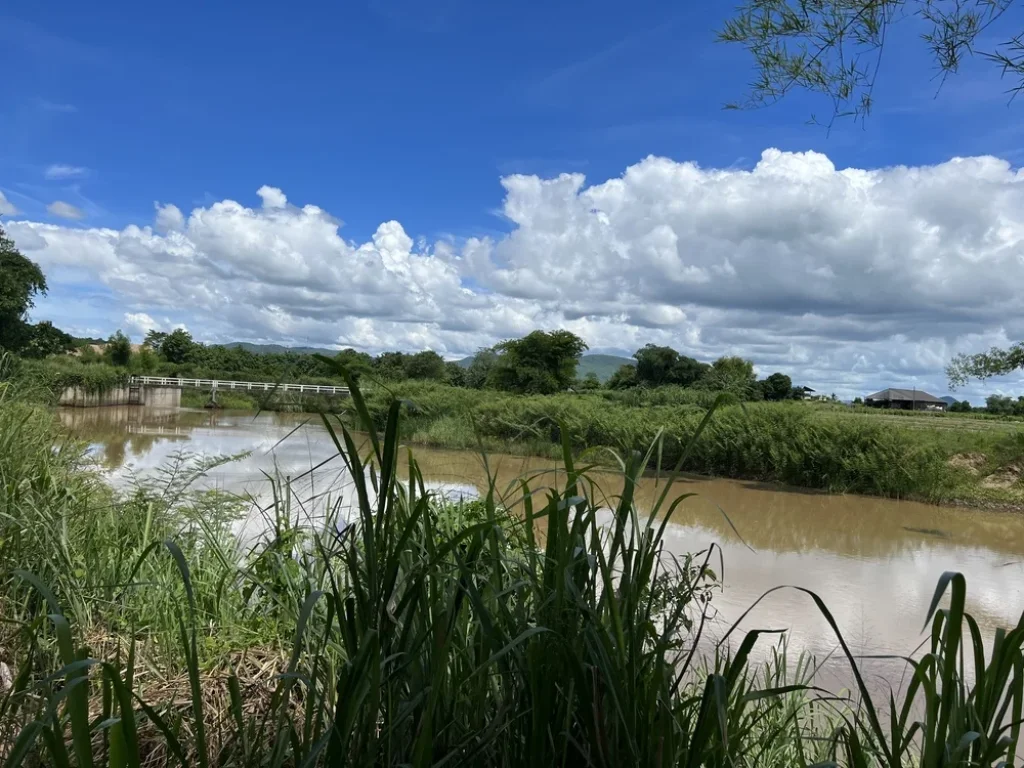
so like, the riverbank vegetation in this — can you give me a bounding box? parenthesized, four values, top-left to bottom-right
(12, 352, 1024, 505)
(2, 370, 1023, 766)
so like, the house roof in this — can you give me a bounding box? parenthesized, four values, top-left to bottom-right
(866, 388, 945, 404)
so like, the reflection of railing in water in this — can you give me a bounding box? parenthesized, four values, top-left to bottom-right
(126, 424, 191, 437)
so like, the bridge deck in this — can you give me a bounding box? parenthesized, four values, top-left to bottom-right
(129, 376, 350, 396)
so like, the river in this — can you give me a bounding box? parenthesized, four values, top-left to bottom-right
(60, 404, 1024, 695)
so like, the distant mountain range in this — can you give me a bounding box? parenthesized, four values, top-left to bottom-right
(221, 344, 634, 383)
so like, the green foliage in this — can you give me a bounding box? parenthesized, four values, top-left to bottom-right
(760, 371, 793, 401)
(607, 362, 638, 389)
(135, 345, 158, 373)
(466, 347, 497, 388)
(372, 351, 408, 381)
(143, 329, 168, 349)
(0, 224, 48, 353)
(488, 329, 588, 394)
(719, 0, 1022, 123)
(949, 342, 1024, 388)
(949, 399, 972, 413)
(13, 357, 130, 398)
(334, 347, 373, 379)
(20, 321, 75, 359)
(696, 355, 758, 397)
(577, 371, 601, 390)
(633, 343, 709, 387)
(403, 349, 446, 380)
(985, 394, 1024, 415)
(104, 329, 133, 367)
(160, 328, 195, 364)
(444, 359, 467, 386)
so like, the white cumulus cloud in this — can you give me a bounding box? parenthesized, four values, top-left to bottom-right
(10, 149, 1024, 401)
(257, 185, 288, 209)
(124, 312, 158, 335)
(47, 201, 85, 220)
(154, 202, 185, 233)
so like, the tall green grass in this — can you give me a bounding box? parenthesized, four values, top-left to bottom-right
(2, 371, 1024, 765)
(11, 357, 131, 401)
(348, 384, 1007, 501)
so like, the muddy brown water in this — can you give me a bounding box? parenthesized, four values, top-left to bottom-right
(61, 405, 1024, 700)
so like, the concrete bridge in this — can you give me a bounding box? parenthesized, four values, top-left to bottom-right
(58, 375, 350, 408)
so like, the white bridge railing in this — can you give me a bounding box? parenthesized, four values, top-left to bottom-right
(129, 376, 350, 396)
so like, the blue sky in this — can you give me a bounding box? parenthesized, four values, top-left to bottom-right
(4, 1, 1024, 400)
(5, 0, 1020, 237)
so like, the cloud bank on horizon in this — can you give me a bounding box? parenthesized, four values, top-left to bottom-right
(8, 148, 1024, 400)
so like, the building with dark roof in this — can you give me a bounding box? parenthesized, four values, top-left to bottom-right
(865, 388, 947, 411)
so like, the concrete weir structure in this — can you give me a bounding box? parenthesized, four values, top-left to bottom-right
(58, 376, 348, 408)
(58, 382, 181, 408)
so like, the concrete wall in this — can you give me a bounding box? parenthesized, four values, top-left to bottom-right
(143, 386, 181, 408)
(58, 385, 181, 408)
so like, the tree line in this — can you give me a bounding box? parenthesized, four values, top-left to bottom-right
(607, 345, 805, 401)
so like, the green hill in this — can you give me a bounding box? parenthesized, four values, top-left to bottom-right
(578, 354, 634, 382)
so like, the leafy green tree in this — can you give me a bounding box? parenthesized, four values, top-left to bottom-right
(160, 329, 195, 364)
(405, 350, 447, 380)
(466, 349, 497, 389)
(986, 394, 1014, 415)
(373, 352, 408, 381)
(0, 223, 47, 353)
(720, 0, 1024, 124)
(445, 361, 468, 387)
(577, 371, 601, 391)
(633, 344, 708, 387)
(607, 363, 638, 390)
(489, 330, 588, 394)
(104, 330, 133, 367)
(852, 396, 864, 405)
(672, 355, 710, 387)
(136, 345, 158, 373)
(759, 372, 793, 401)
(633, 345, 680, 386)
(143, 330, 168, 349)
(696, 356, 758, 397)
(22, 321, 74, 359)
(948, 343, 1024, 388)
(334, 348, 373, 380)
(949, 399, 972, 413)
(79, 345, 101, 364)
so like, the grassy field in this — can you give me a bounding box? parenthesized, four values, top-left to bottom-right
(2, 374, 1022, 765)
(340, 382, 1024, 507)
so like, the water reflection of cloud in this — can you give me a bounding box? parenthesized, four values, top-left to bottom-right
(423, 482, 480, 503)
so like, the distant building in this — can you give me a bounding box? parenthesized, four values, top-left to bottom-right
(865, 388, 947, 412)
